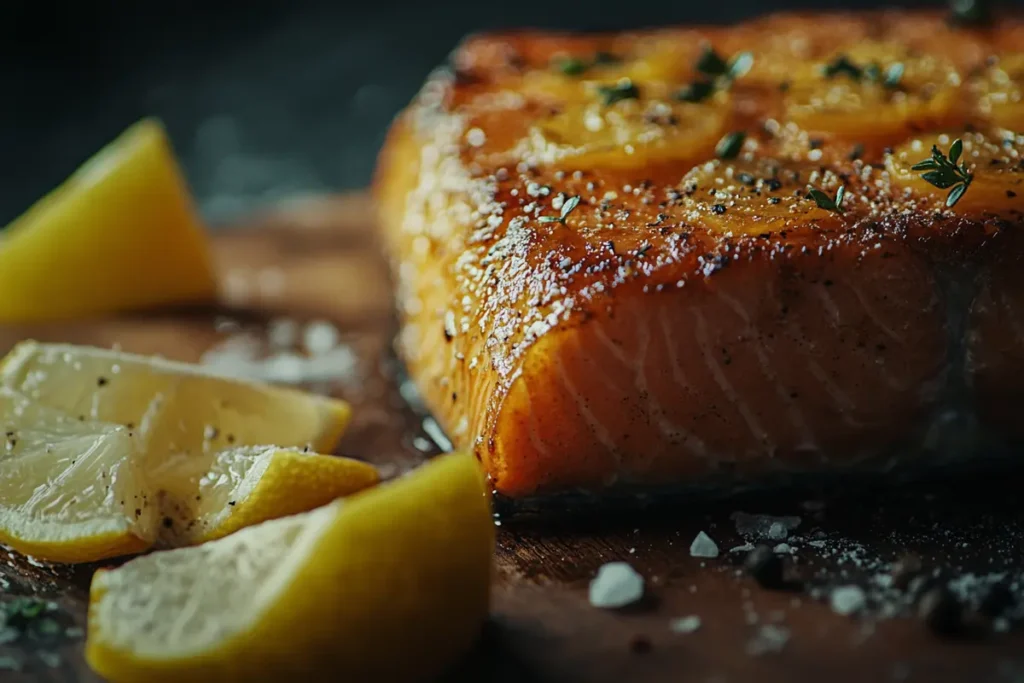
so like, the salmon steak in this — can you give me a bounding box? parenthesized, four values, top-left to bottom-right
(374, 9, 1024, 501)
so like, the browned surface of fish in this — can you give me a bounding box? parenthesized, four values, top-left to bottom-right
(374, 10, 1024, 500)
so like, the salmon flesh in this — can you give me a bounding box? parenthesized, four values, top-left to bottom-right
(374, 10, 1024, 500)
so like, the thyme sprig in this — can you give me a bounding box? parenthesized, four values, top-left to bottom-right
(910, 138, 973, 207)
(538, 195, 581, 224)
(596, 79, 640, 105)
(554, 51, 623, 76)
(715, 131, 746, 160)
(676, 45, 753, 103)
(822, 55, 904, 89)
(808, 185, 847, 214)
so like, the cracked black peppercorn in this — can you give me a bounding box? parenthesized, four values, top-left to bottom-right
(918, 586, 964, 637)
(744, 544, 785, 589)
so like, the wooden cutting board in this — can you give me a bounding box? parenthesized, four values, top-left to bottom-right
(1, 193, 1023, 683)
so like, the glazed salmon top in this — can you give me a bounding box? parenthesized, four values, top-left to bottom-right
(378, 10, 1024, 412)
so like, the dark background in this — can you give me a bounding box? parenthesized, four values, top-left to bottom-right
(0, 0, 949, 225)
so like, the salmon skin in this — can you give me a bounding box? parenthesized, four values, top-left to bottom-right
(374, 10, 1024, 502)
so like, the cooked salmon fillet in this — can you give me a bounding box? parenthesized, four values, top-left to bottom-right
(374, 10, 1024, 500)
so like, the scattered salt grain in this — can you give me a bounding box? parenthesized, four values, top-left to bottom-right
(263, 352, 306, 382)
(830, 585, 867, 616)
(690, 531, 720, 558)
(730, 543, 755, 553)
(267, 318, 299, 349)
(773, 543, 794, 554)
(731, 512, 801, 540)
(746, 624, 790, 655)
(589, 562, 645, 609)
(200, 334, 358, 385)
(669, 615, 702, 634)
(303, 320, 340, 355)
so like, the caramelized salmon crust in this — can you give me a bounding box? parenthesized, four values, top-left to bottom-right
(375, 10, 1024, 500)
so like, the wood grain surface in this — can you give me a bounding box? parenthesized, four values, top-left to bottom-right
(1, 193, 1023, 683)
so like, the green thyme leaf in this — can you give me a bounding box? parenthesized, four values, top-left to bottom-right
(560, 195, 581, 218)
(883, 62, 905, 88)
(696, 45, 729, 76)
(728, 51, 754, 80)
(921, 170, 960, 189)
(555, 56, 588, 76)
(715, 131, 747, 160)
(596, 79, 640, 105)
(946, 183, 969, 207)
(824, 55, 905, 90)
(539, 195, 581, 224)
(808, 186, 847, 214)
(676, 80, 716, 103)
(678, 47, 753, 104)
(912, 139, 973, 207)
(822, 55, 863, 80)
(949, 138, 964, 165)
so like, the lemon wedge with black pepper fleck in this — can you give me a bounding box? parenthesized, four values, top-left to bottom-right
(0, 118, 217, 323)
(85, 452, 493, 683)
(0, 387, 156, 563)
(0, 341, 371, 560)
(162, 445, 378, 546)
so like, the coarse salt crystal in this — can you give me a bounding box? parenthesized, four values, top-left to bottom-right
(589, 562, 644, 609)
(690, 531, 719, 558)
(466, 128, 486, 147)
(267, 318, 299, 349)
(747, 624, 790, 655)
(731, 512, 801, 540)
(830, 585, 867, 616)
(669, 615, 702, 634)
(303, 320, 340, 355)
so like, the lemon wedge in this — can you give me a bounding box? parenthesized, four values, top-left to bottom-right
(0, 388, 156, 562)
(165, 445, 379, 546)
(86, 452, 493, 683)
(0, 118, 216, 323)
(1, 341, 357, 548)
